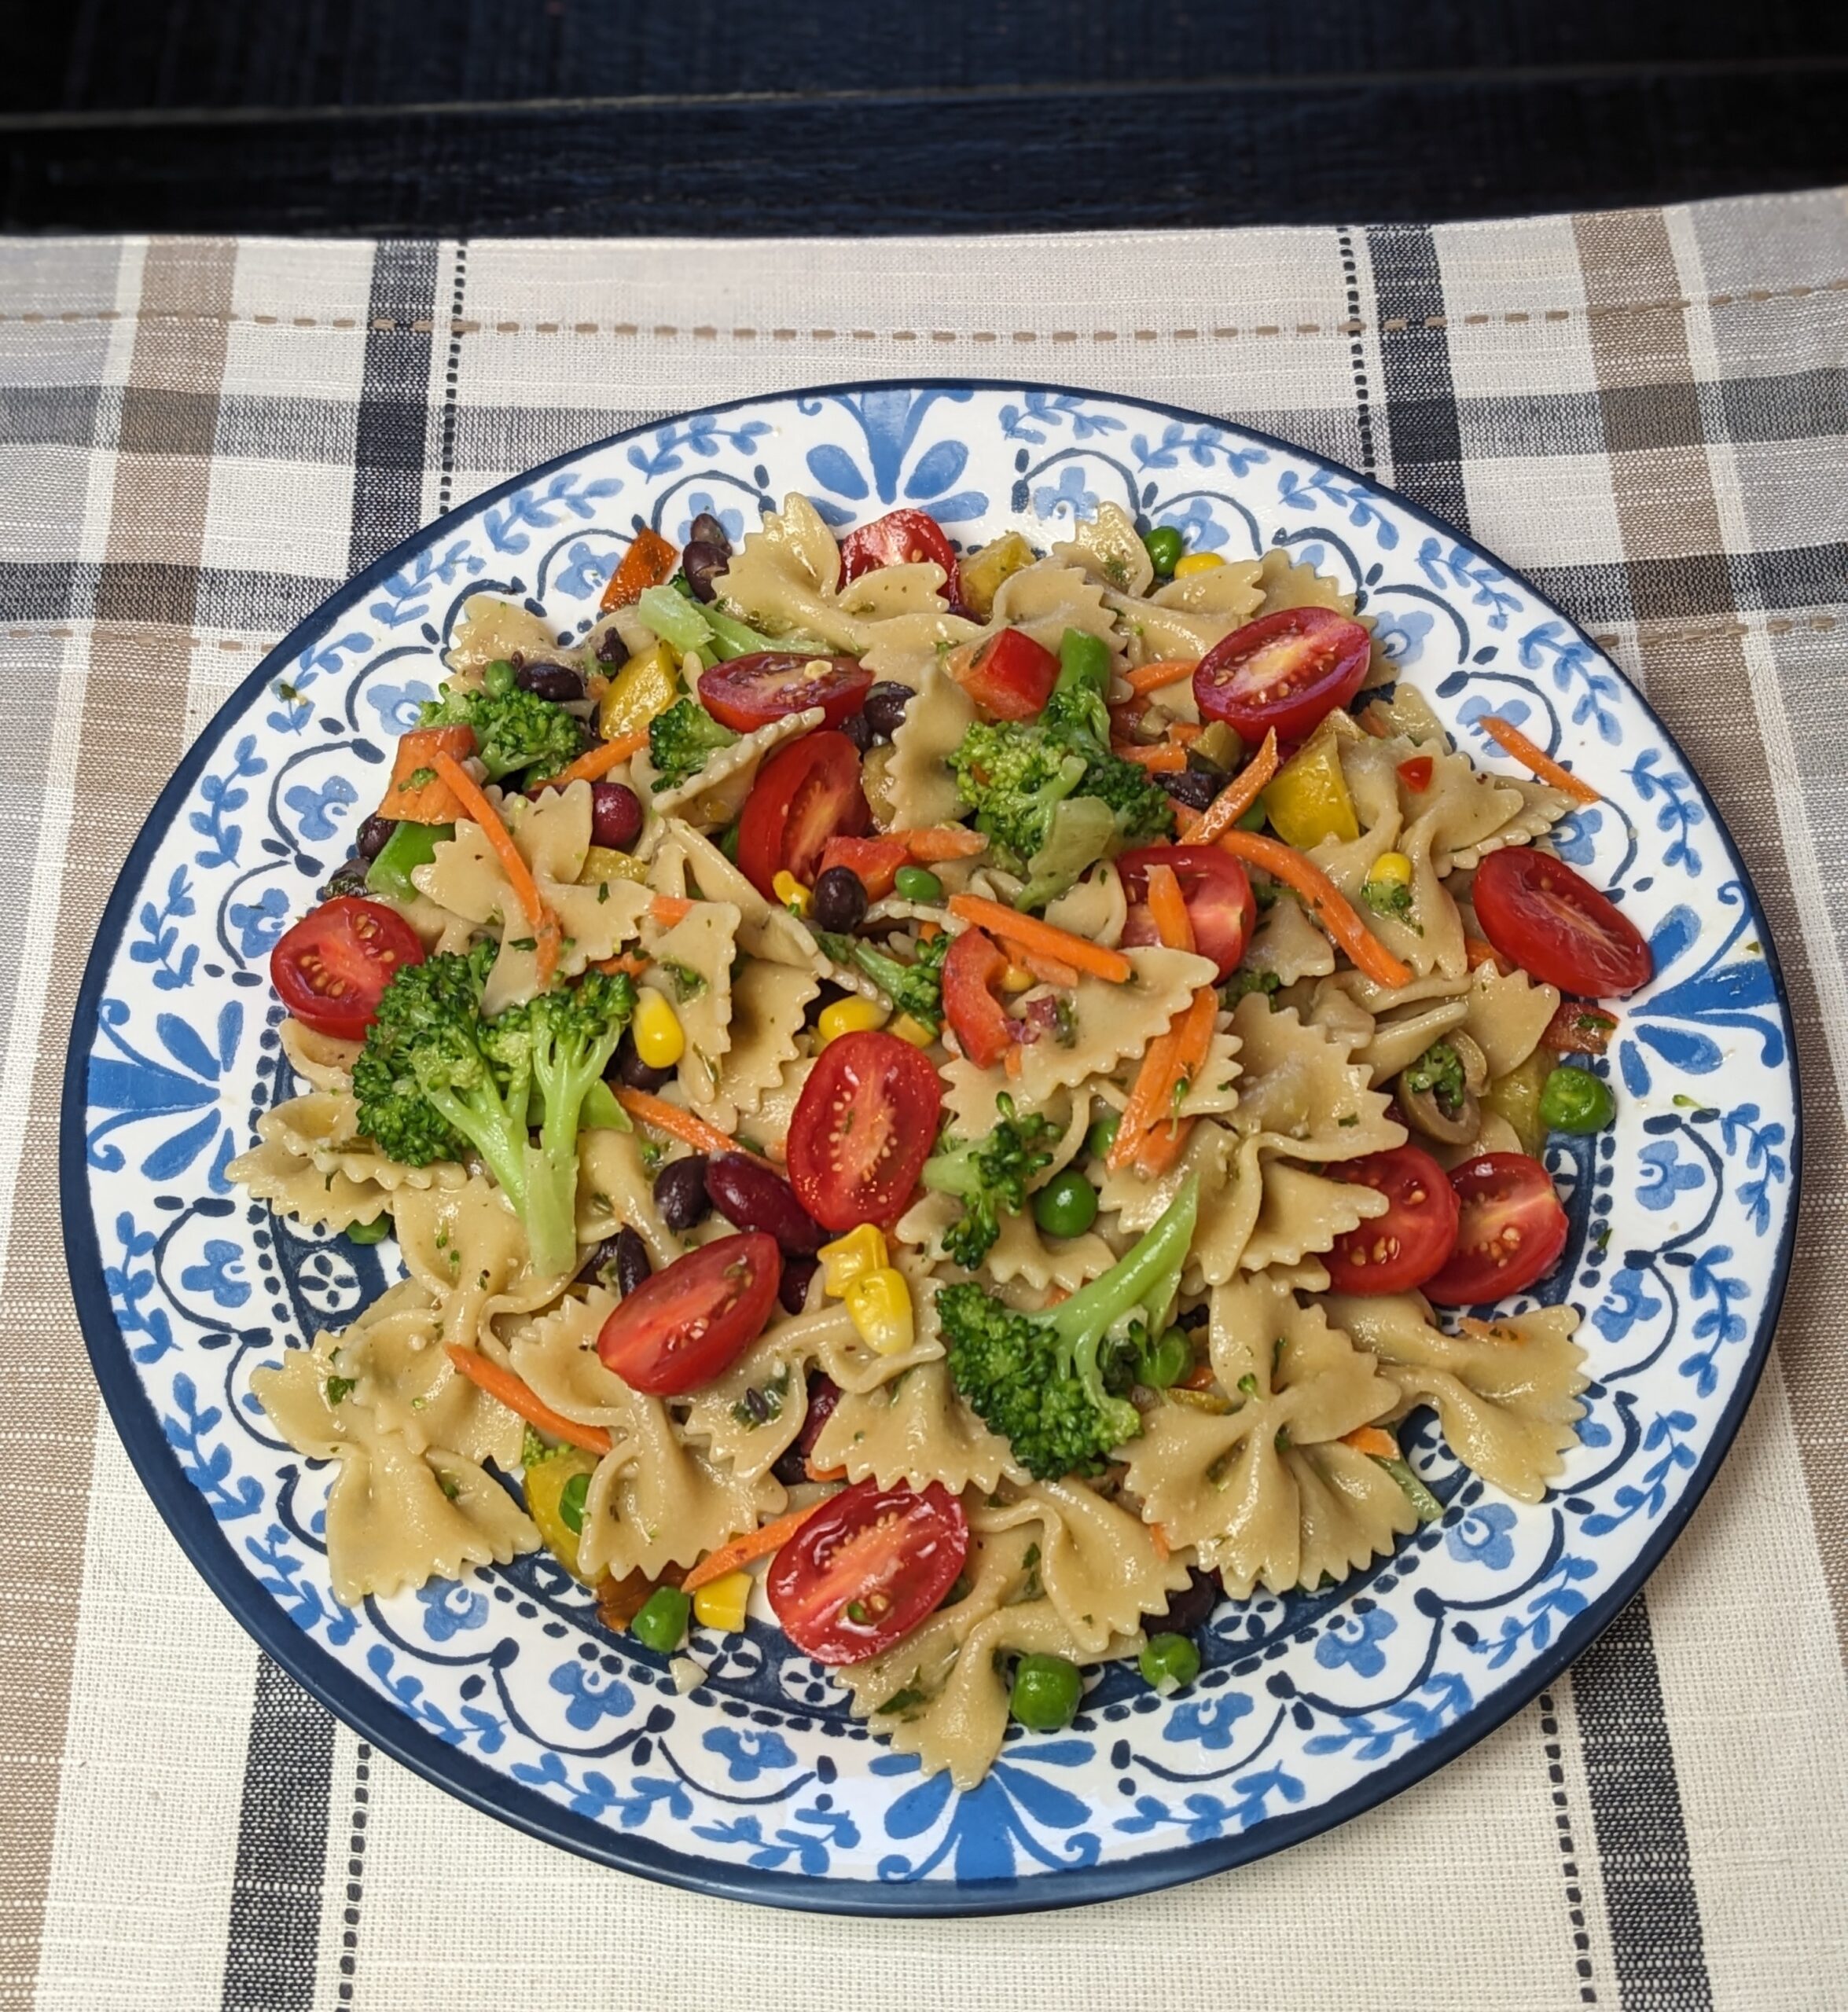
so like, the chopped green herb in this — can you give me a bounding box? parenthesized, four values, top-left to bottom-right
(1403, 1038, 1467, 1117)
(325, 1375, 355, 1406)
(1361, 876, 1414, 920)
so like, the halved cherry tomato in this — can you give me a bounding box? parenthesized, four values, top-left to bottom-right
(1116, 845, 1258, 982)
(270, 895, 424, 1040)
(787, 1030, 943, 1231)
(950, 628, 1058, 721)
(1324, 1145, 1460, 1294)
(737, 729, 871, 899)
(1471, 847, 1653, 998)
(766, 1476, 968, 1665)
(819, 834, 910, 901)
(1194, 606, 1372, 743)
(698, 652, 872, 734)
(839, 509, 961, 603)
(1398, 756, 1434, 792)
(596, 1232, 782, 1394)
(1423, 1152, 1570, 1306)
(940, 924, 1014, 1068)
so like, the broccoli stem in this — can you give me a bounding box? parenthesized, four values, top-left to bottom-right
(1049, 1173, 1200, 1356)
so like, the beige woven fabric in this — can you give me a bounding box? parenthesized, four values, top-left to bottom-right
(2, 195, 1846, 2009)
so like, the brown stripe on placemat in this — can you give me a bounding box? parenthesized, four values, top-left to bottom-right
(0, 237, 237, 2009)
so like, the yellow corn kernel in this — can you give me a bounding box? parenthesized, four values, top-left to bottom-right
(1172, 552, 1225, 578)
(844, 1266, 914, 1356)
(1369, 850, 1413, 888)
(772, 870, 811, 917)
(818, 1224, 887, 1298)
(597, 641, 681, 741)
(998, 962, 1035, 993)
(692, 1569, 753, 1633)
(817, 996, 890, 1045)
(887, 1012, 936, 1048)
(632, 989, 685, 1070)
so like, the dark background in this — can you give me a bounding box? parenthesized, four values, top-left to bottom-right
(4, 1, 1846, 234)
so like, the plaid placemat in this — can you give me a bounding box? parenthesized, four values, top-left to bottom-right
(5, 193, 1846, 2010)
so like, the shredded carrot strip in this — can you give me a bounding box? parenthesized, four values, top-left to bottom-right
(1148, 1522, 1171, 1562)
(1214, 829, 1413, 989)
(947, 895, 1132, 984)
(889, 824, 988, 862)
(596, 952, 652, 978)
(1132, 987, 1218, 1176)
(599, 526, 678, 611)
(1144, 863, 1196, 953)
(997, 936, 1081, 989)
(682, 1500, 831, 1592)
(804, 1459, 847, 1484)
(1180, 1358, 1218, 1392)
(535, 729, 649, 791)
(1166, 721, 1203, 747)
(1178, 729, 1279, 843)
(445, 1346, 612, 1456)
(1125, 659, 1198, 695)
(430, 750, 560, 986)
(1114, 741, 1189, 773)
(1459, 1316, 1523, 1345)
(1479, 715, 1601, 806)
(1108, 1020, 1185, 1173)
(1003, 1045, 1023, 1078)
(1341, 1425, 1399, 1460)
(1464, 936, 1512, 975)
(648, 895, 694, 926)
(614, 1089, 746, 1159)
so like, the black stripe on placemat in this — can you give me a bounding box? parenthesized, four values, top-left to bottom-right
(1365, 222, 1470, 533)
(1571, 1595, 1713, 2012)
(219, 1656, 338, 2012)
(1336, 225, 1376, 478)
(347, 237, 440, 573)
(1541, 1691, 1602, 2006)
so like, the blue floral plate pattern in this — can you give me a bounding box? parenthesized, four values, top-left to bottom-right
(61, 384, 1798, 1913)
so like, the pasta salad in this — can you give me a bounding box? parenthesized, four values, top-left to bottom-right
(237, 494, 1651, 1790)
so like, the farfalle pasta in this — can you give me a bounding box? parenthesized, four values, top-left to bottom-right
(241, 488, 1644, 1787)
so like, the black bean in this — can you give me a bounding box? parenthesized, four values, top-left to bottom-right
(778, 1255, 818, 1316)
(688, 512, 732, 554)
(355, 813, 398, 861)
(516, 661, 584, 703)
(319, 858, 369, 900)
(612, 1034, 674, 1094)
(706, 1152, 826, 1254)
(613, 1225, 651, 1298)
(1160, 766, 1222, 812)
(838, 709, 873, 754)
(811, 865, 869, 934)
(654, 1153, 711, 1233)
(861, 681, 914, 741)
(1162, 1567, 1222, 1637)
(590, 780, 642, 850)
(682, 540, 730, 604)
(1175, 1303, 1210, 1331)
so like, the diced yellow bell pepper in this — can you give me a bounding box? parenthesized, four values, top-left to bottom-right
(1369, 850, 1413, 887)
(1262, 736, 1360, 849)
(818, 1224, 887, 1298)
(1172, 552, 1225, 578)
(632, 989, 685, 1070)
(844, 1265, 914, 1356)
(817, 996, 889, 1045)
(597, 641, 682, 741)
(692, 1569, 753, 1633)
(522, 1445, 601, 1582)
(1482, 1048, 1553, 1157)
(957, 531, 1036, 621)
(772, 870, 811, 917)
(887, 1012, 937, 1048)
(580, 844, 650, 884)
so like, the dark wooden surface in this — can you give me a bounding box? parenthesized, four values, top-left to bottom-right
(4, 2, 1846, 234)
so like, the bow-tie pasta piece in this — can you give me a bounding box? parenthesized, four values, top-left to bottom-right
(656, 818, 821, 970)
(987, 559, 1122, 660)
(575, 1127, 682, 1270)
(808, 1360, 1020, 1496)
(278, 1016, 364, 1094)
(1254, 548, 1358, 618)
(257, 1089, 471, 1195)
(226, 1127, 401, 1236)
(678, 1303, 861, 1480)
(394, 1175, 575, 1351)
(1051, 501, 1155, 599)
(505, 1287, 644, 1439)
(1244, 894, 1339, 988)
(1104, 556, 1266, 674)
(637, 898, 741, 1118)
(1224, 995, 1402, 1161)
(444, 593, 564, 680)
(873, 662, 975, 831)
(1460, 960, 1562, 1079)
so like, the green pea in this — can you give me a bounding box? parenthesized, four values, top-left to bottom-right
(1009, 1653, 1083, 1731)
(1142, 525, 1184, 578)
(894, 864, 942, 903)
(1539, 1063, 1615, 1135)
(558, 1470, 591, 1534)
(1033, 1169, 1098, 1239)
(1085, 1112, 1121, 1161)
(630, 1585, 691, 1653)
(1139, 1632, 1202, 1691)
(1137, 1324, 1192, 1390)
(346, 1215, 391, 1245)
(483, 658, 517, 697)
(1236, 800, 1269, 832)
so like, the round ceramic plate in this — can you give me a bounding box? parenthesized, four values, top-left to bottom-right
(63, 384, 1798, 1913)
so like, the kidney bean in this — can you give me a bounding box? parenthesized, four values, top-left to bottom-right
(688, 512, 733, 553)
(355, 813, 398, 861)
(773, 1373, 841, 1484)
(653, 1153, 711, 1232)
(810, 865, 869, 934)
(1162, 1566, 1222, 1637)
(682, 541, 730, 604)
(590, 780, 643, 850)
(612, 1034, 674, 1094)
(705, 1152, 825, 1255)
(861, 681, 913, 740)
(516, 662, 585, 703)
(778, 1254, 819, 1316)
(1160, 766, 1222, 812)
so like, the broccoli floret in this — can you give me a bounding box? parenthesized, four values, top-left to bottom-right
(353, 946, 634, 1279)
(421, 667, 587, 786)
(648, 697, 739, 792)
(946, 628, 1172, 898)
(815, 930, 949, 1030)
(921, 1093, 1060, 1270)
(940, 1175, 1200, 1479)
